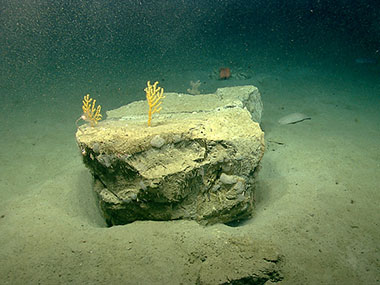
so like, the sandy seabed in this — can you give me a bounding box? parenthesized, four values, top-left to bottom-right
(0, 60, 379, 284)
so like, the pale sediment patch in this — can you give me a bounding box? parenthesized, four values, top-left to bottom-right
(278, 112, 311, 125)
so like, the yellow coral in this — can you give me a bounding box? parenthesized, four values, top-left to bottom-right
(144, 81, 165, 126)
(79, 94, 102, 127)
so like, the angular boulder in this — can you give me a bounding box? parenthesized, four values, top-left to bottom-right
(76, 86, 265, 226)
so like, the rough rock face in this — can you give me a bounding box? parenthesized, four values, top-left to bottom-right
(76, 86, 265, 226)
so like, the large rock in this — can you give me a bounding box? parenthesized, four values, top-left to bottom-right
(76, 86, 265, 226)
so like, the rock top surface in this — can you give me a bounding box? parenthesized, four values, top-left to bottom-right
(107, 85, 263, 124)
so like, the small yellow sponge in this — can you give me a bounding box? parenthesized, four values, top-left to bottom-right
(81, 94, 102, 127)
(144, 81, 165, 126)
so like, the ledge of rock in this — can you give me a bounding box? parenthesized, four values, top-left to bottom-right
(107, 85, 263, 124)
(76, 86, 265, 226)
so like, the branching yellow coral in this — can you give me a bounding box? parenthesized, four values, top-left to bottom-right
(144, 81, 165, 126)
(76, 94, 102, 128)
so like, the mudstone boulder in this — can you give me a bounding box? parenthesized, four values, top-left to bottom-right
(76, 85, 265, 226)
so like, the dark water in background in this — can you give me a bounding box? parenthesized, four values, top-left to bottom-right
(2, 1, 379, 91)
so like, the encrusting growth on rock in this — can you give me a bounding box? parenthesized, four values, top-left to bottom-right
(145, 81, 165, 126)
(75, 94, 102, 128)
